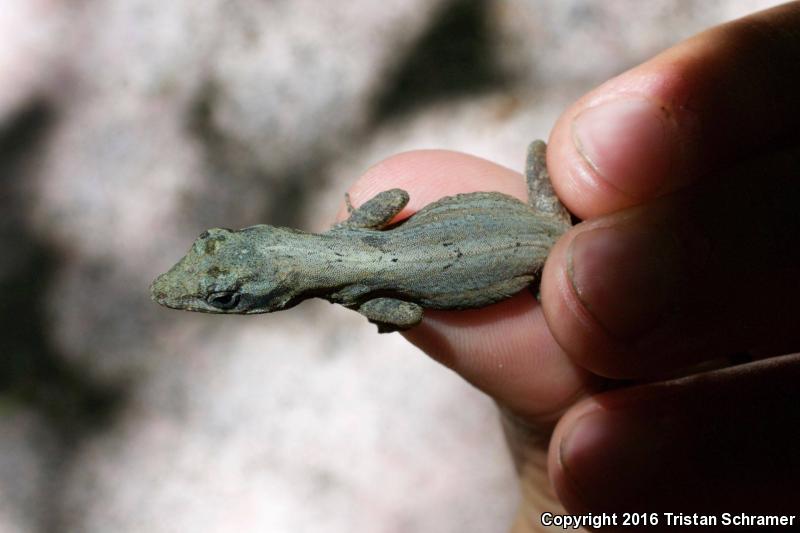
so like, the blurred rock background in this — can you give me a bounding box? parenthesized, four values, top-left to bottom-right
(0, 1, 782, 531)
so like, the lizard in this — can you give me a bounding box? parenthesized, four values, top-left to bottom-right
(150, 140, 572, 333)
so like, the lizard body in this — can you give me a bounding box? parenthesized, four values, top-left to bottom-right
(151, 140, 571, 332)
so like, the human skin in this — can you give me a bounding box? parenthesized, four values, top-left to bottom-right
(339, 2, 800, 530)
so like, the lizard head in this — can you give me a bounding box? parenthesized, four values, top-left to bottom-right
(150, 226, 298, 314)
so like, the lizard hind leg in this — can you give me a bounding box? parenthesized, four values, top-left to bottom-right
(357, 297, 423, 333)
(525, 140, 571, 227)
(333, 189, 410, 230)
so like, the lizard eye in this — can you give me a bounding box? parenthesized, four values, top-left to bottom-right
(207, 291, 240, 310)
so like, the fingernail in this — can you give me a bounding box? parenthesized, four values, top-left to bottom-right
(572, 98, 675, 198)
(567, 224, 679, 340)
(559, 408, 666, 507)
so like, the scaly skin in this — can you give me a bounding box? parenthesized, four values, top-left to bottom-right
(151, 140, 571, 332)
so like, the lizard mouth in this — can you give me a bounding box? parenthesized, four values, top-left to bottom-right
(150, 275, 231, 313)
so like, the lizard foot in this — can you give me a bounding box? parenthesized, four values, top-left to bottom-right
(357, 297, 423, 333)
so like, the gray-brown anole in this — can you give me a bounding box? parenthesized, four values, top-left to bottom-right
(151, 140, 571, 332)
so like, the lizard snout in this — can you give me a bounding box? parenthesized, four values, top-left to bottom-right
(150, 273, 171, 305)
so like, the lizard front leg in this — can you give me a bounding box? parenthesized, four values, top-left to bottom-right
(357, 297, 423, 333)
(332, 189, 409, 230)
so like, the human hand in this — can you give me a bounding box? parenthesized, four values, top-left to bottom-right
(340, 2, 800, 529)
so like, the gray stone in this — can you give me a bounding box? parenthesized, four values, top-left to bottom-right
(0, 1, 786, 532)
